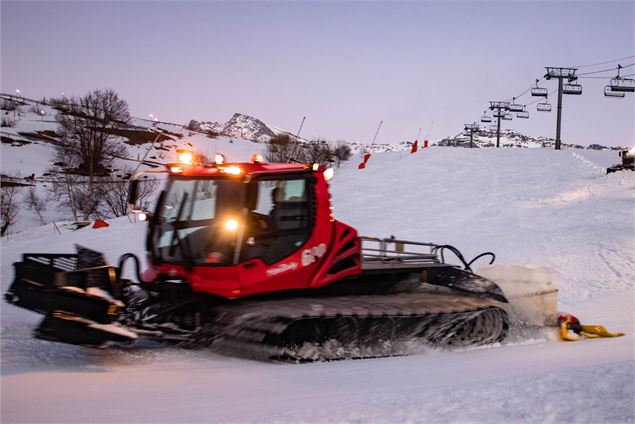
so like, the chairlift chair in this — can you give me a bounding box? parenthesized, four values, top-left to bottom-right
(537, 102, 552, 112)
(604, 86, 626, 98)
(563, 83, 582, 95)
(502, 113, 513, 120)
(531, 79, 548, 97)
(480, 111, 492, 123)
(609, 77, 635, 93)
(516, 110, 530, 119)
(493, 110, 505, 118)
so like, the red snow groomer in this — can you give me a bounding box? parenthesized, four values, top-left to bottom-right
(6, 153, 544, 361)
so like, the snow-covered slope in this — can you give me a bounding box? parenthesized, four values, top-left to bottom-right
(2, 148, 633, 423)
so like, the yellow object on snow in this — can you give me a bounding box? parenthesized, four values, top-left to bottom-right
(559, 321, 625, 342)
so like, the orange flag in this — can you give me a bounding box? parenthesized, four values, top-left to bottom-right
(358, 153, 372, 169)
(410, 140, 418, 153)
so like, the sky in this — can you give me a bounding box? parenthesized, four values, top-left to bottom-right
(1, 1, 634, 146)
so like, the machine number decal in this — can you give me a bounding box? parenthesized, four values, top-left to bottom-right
(266, 262, 299, 277)
(301, 243, 327, 267)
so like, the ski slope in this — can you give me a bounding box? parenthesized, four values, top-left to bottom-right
(2, 148, 634, 423)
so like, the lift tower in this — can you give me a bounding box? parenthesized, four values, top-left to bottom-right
(464, 123, 479, 148)
(489, 101, 510, 148)
(544, 67, 578, 150)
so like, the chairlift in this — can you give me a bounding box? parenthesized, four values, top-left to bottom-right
(531, 79, 548, 97)
(563, 83, 582, 95)
(480, 111, 492, 123)
(516, 110, 530, 119)
(609, 77, 635, 93)
(537, 102, 552, 112)
(493, 110, 505, 118)
(604, 86, 626, 98)
(508, 97, 523, 112)
(502, 113, 513, 121)
(608, 64, 635, 92)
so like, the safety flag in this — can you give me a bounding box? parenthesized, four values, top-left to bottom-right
(92, 219, 109, 229)
(410, 140, 418, 153)
(423, 140, 429, 148)
(358, 153, 372, 169)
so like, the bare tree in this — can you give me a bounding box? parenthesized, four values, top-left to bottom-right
(26, 187, 47, 225)
(1, 184, 20, 236)
(305, 138, 334, 166)
(56, 89, 130, 219)
(48, 172, 84, 221)
(264, 134, 306, 163)
(332, 140, 352, 167)
(98, 174, 159, 217)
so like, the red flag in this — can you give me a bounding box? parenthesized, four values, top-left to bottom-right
(410, 140, 418, 153)
(358, 153, 371, 169)
(423, 139, 429, 148)
(92, 219, 109, 229)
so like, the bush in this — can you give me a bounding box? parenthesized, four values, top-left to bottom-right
(1, 116, 16, 127)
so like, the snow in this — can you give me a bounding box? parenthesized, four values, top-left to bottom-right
(2, 147, 634, 423)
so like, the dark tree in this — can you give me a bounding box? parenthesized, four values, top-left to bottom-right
(332, 140, 352, 167)
(1, 183, 20, 236)
(56, 89, 130, 219)
(264, 134, 306, 163)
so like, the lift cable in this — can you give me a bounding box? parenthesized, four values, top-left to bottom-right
(579, 73, 635, 79)
(577, 63, 634, 77)
(572, 55, 635, 68)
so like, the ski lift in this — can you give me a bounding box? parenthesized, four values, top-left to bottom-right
(531, 80, 548, 97)
(508, 98, 524, 112)
(480, 111, 492, 123)
(609, 65, 635, 92)
(502, 113, 513, 121)
(516, 109, 529, 119)
(493, 110, 505, 118)
(563, 83, 582, 95)
(537, 102, 552, 112)
(604, 86, 626, 98)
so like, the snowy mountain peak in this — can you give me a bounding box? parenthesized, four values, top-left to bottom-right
(188, 113, 276, 143)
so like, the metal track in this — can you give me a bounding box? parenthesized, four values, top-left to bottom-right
(204, 291, 509, 362)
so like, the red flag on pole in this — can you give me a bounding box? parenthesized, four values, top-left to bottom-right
(423, 139, 429, 148)
(358, 153, 372, 169)
(92, 219, 109, 229)
(410, 140, 418, 153)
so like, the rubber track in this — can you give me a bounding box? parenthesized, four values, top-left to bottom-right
(205, 291, 509, 362)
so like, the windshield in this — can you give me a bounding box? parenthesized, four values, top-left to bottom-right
(150, 175, 313, 267)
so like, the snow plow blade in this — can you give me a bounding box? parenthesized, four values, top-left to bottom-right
(36, 312, 137, 347)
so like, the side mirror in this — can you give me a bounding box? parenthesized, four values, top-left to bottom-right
(127, 179, 139, 210)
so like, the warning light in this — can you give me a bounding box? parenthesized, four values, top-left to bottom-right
(138, 212, 148, 221)
(251, 154, 264, 163)
(224, 166, 242, 175)
(170, 166, 183, 173)
(215, 154, 225, 165)
(178, 151, 193, 164)
(323, 168, 334, 181)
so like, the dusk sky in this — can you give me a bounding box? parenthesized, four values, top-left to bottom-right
(2, 1, 633, 146)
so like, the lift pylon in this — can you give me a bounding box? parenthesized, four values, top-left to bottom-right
(489, 101, 510, 148)
(544, 67, 579, 150)
(464, 123, 479, 148)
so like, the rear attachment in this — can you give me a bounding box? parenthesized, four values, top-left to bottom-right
(5, 247, 136, 347)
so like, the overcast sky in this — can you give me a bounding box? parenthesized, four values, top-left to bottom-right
(2, 1, 633, 146)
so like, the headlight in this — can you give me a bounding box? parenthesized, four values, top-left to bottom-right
(225, 219, 239, 231)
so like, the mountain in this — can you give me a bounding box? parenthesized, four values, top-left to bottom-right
(436, 128, 621, 150)
(187, 113, 297, 143)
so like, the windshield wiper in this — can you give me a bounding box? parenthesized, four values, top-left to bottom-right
(168, 193, 194, 270)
